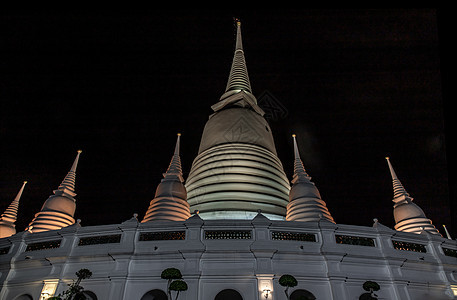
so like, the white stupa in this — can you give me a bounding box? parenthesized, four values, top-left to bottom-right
(185, 20, 290, 220)
(386, 157, 440, 235)
(142, 133, 191, 222)
(286, 134, 335, 223)
(26, 150, 82, 233)
(0, 181, 27, 238)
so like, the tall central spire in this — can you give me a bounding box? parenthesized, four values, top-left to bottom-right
(185, 20, 290, 220)
(211, 19, 264, 117)
(220, 19, 253, 100)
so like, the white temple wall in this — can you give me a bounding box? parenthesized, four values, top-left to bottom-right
(0, 216, 456, 299)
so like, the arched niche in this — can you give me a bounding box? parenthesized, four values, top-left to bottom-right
(215, 289, 243, 300)
(140, 289, 168, 300)
(290, 289, 317, 300)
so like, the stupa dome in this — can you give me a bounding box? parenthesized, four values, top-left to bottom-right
(142, 134, 191, 222)
(286, 135, 335, 223)
(185, 21, 290, 220)
(386, 157, 440, 235)
(198, 107, 277, 155)
(26, 151, 81, 233)
(39, 195, 76, 216)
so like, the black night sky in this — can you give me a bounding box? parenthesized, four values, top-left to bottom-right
(1, 10, 454, 237)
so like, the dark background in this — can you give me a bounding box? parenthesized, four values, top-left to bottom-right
(1, 9, 454, 237)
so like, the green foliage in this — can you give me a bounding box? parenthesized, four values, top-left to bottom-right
(169, 280, 188, 292)
(279, 274, 298, 288)
(161, 268, 183, 280)
(161, 268, 187, 300)
(363, 281, 380, 292)
(75, 269, 92, 281)
(279, 274, 298, 300)
(52, 268, 92, 300)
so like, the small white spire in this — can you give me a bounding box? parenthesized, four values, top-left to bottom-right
(26, 151, 81, 233)
(386, 156, 440, 236)
(142, 134, 190, 222)
(443, 224, 452, 239)
(291, 134, 312, 184)
(55, 150, 82, 198)
(163, 133, 184, 182)
(287, 134, 335, 223)
(0, 181, 27, 226)
(385, 157, 410, 200)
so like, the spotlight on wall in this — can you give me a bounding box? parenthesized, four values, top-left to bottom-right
(40, 280, 58, 300)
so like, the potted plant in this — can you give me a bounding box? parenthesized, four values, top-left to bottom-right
(278, 274, 298, 300)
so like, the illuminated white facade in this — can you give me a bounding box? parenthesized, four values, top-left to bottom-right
(0, 20, 456, 300)
(1, 214, 456, 300)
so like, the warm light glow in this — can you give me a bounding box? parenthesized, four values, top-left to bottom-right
(258, 277, 274, 299)
(292, 134, 296, 138)
(177, 133, 181, 136)
(385, 156, 390, 160)
(451, 285, 457, 296)
(77, 149, 83, 153)
(40, 280, 58, 300)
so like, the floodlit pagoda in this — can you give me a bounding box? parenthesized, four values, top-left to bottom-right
(142, 133, 191, 222)
(286, 134, 334, 223)
(26, 150, 82, 233)
(0, 19, 455, 300)
(185, 19, 290, 220)
(386, 157, 441, 235)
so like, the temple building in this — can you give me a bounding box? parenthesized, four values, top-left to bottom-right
(0, 20, 456, 300)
